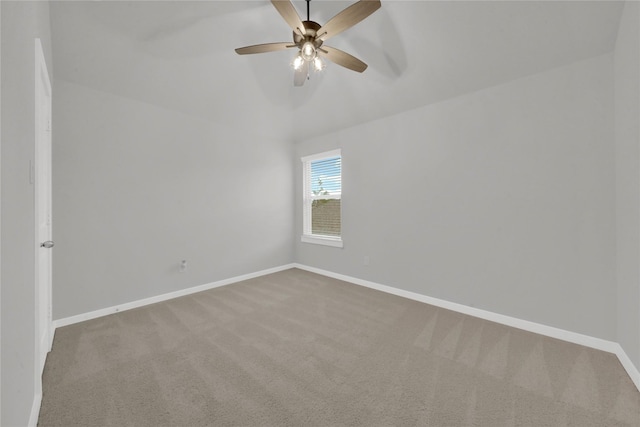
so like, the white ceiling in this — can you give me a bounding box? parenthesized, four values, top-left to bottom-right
(50, 1, 624, 142)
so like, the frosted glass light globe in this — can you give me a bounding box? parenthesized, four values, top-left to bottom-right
(301, 41, 316, 61)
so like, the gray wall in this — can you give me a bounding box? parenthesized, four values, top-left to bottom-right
(1, 1, 53, 426)
(615, 1, 640, 370)
(52, 80, 294, 319)
(295, 54, 617, 341)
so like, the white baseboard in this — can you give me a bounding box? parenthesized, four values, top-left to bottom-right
(614, 342, 640, 392)
(52, 264, 295, 330)
(28, 391, 42, 427)
(293, 263, 640, 392)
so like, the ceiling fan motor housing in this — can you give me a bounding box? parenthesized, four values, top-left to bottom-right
(294, 21, 324, 50)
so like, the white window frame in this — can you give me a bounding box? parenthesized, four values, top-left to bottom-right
(301, 149, 343, 248)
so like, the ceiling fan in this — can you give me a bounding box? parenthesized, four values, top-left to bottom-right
(235, 0, 381, 86)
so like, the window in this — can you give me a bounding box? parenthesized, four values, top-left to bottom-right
(301, 149, 342, 247)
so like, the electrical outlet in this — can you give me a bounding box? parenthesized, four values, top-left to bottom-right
(363, 256, 370, 266)
(179, 260, 187, 273)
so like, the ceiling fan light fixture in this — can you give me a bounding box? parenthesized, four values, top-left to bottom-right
(301, 41, 316, 61)
(313, 56, 325, 71)
(292, 54, 304, 70)
(235, 0, 382, 86)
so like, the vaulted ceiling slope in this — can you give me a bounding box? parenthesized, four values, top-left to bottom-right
(50, 1, 624, 142)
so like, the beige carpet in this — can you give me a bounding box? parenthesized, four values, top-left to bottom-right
(39, 268, 640, 426)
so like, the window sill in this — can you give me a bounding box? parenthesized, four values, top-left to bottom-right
(301, 235, 343, 248)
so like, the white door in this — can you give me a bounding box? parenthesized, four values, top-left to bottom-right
(35, 38, 53, 375)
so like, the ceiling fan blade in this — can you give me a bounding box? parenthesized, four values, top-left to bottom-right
(315, 0, 381, 42)
(271, 0, 306, 36)
(294, 60, 309, 87)
(235, 42, 295, 55)
(318, 46, 368, 73)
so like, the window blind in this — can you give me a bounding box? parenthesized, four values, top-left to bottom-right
(302, 151, 342, 239)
